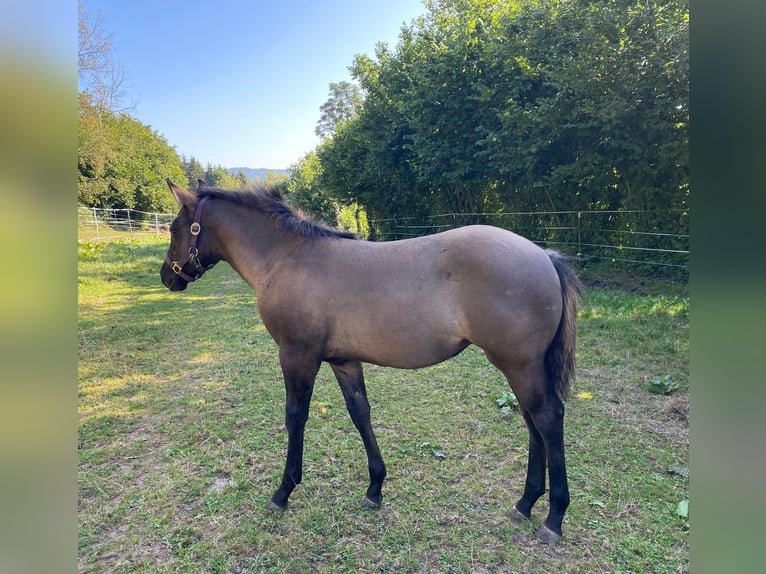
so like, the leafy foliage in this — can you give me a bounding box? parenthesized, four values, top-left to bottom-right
(285, 152, 339, 225)
(78, 3, 185, 213)
(78, 93, 184, 214)
(315, 81, 364, 140)
(319, 0, 689, 242)
(181, 156, 250, 190)
(286, 152, 368, 233)
(642, 374, 678, 395)
(77, 240, 105, 261)
(494, 390, 519, 414)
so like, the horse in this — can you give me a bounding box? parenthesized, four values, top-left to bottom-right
(160, 179, 581, 543)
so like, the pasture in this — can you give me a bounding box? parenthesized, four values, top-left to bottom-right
(78, 236, 688, 573)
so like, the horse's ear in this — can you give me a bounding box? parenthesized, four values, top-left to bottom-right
(166, 179, 196, 209)
(196, 179, 208, 189)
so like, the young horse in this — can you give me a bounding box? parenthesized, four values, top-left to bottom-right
(160, 180, 581, 543)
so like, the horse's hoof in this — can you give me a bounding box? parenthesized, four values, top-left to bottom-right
(508, 505, 529, 523)
(536, 526, 562, 544)
(360, 496, 381, 509)
(266, 499, 286, 513)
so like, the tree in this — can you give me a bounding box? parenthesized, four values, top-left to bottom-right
(263, 170, 289, 187)
(181, 156, 206, 189)
(319, 0, 688, 243)
(234, 170, 251, 188)
(315, 81, 364, 140)
(78, 93, 184, 213)
(78, 1, 129, 111)
(317, 45, 430, 239)
(78, 1, 184, 213)
(286, 152, 340, 225)
(202, 165, 244, 189)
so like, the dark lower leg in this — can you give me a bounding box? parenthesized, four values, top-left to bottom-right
(542, 423, 569, 536)
(269, 358, 318, 510)
(530, 399, 569, 540)
(331, 361, 387, 505)
(513, 410, 547, 518)
(269, 414, 309, 509)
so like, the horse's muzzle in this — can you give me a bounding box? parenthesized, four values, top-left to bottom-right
(161, 266, 188, 291)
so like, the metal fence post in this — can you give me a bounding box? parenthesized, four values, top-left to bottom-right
(92, 207, 100, 241)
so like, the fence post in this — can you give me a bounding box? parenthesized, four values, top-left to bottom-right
(577, 211, 582, 260)
(92, 207, 100, 241)
(126, 209, 133, 235)
(154, 213, 159, 236)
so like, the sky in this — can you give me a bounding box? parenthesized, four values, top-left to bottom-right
(81, 0, 428, 170)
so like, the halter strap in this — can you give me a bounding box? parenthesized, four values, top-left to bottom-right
(164, 196, 214, 282)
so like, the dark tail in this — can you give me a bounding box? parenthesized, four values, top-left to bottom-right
(544, 251, 582, 401)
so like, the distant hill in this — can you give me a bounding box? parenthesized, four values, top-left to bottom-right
(227, 167, 289, 183)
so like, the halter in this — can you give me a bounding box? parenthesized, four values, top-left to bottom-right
(164, 196, 215, 282)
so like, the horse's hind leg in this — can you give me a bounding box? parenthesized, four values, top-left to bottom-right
(493, 359, 570, 543)
(509, 409, 547, 522)
(518, 398, 569, 543)
(329, 360, 387, 508)
(516, 390, 569, 543)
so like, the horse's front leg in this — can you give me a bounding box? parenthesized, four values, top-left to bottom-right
(267, 350, 320, 511)
(329, 360, 387, 508)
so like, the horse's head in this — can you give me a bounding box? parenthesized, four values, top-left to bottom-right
(160, 180, 220, 291)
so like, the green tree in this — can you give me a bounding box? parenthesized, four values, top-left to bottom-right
(286, 152, 339, 225)
(317, 0, 688, 245)
(78, 93, 184, 214)
(79, 1, 183, 213)
(315, 81, 364, 140)
(202, 164, 244, 189)
(181, 155, 205, 188)
(234, 170, 251, 188)
(263, 170, 289, 187)
(318, 45, 428, 239)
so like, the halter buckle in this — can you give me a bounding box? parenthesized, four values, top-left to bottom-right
(190, 222, 201, 235)
(171, 261, 183, 274)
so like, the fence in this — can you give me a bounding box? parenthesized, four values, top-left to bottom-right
(78, 206, 688, 271)
(369, 209, 689, 270)
(78, 206, 176, 242)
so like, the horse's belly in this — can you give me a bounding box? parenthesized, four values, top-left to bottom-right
(327, 311, 468, 369)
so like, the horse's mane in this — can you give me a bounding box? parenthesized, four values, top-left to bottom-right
(196, 183, 357, 240)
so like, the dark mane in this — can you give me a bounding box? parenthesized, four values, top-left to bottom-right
(196, 183, 357, 240)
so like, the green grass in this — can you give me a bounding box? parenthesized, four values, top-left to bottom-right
(79, 236, 688, 573)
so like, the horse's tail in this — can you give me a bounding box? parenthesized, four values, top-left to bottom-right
(544, 251, 582, 401)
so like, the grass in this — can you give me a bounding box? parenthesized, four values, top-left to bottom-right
(78, 236, 688, 573)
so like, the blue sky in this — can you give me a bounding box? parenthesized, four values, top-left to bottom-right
(82, 0, 427, 170)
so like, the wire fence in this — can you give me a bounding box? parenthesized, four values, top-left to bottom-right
(369, 209, 689, 271)
(78, 206, 689, 271)
(78, 206, 176, 242)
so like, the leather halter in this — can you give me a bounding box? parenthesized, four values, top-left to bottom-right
(164, 196, 215, 282)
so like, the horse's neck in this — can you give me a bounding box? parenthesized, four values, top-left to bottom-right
(211, 203, 293, 294)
